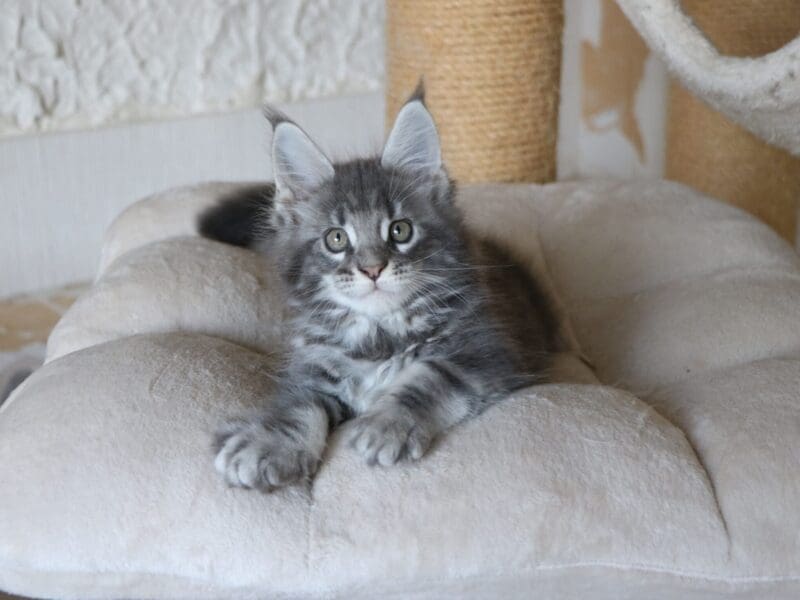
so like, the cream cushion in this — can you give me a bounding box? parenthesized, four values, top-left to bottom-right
(1, 181, 799, 599)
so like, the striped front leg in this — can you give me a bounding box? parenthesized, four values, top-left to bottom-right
(347, 359, 474, 466)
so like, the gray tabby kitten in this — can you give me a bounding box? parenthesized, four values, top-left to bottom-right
(200, 89, 556, 492)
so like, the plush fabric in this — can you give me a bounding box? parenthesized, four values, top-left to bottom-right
(97, 182, 249, 275)
(1, 180, 799, 599)
(616, 0, 800, 156)
(48, 237, 286, 362)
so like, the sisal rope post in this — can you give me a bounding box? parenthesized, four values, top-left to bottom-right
(666, 0, 800, 243)
(386, 0, 564, 184)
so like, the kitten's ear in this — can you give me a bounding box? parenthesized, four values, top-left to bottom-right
(266, 108, 334, 198)
(381, 89, 442, 175)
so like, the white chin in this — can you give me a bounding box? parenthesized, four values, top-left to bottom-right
(354, 289, 399, 316)
(332, 287, 399, 316)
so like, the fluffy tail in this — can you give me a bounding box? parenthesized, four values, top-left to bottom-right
(197, 183, 276, 248)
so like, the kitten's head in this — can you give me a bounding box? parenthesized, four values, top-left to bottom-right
(266, 90, 470, 318)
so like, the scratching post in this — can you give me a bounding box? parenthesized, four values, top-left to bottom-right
(386, 0, 564, 184)
(666, 0, 800, 242)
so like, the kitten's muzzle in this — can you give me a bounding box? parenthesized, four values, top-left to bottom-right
(358, 262, 387, 281)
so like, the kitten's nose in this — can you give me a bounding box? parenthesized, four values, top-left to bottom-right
(358, 262, 387, 281)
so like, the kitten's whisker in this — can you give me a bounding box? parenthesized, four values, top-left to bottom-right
(410, 279, 468, 312)
(407, 247, 446, 265)
(422, 264, 516, 272)
(411, 277, 476, 315)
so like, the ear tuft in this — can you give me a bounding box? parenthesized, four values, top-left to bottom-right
(271, 118, 334, 198)
(263, 105, 292, 129)
(381, 100, 441, 175)
(408, 77, 426, 104)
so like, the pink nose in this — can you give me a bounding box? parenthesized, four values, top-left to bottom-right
(359, 263, 386, 281)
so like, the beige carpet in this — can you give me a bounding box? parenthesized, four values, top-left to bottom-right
(0, 283, 86, 404)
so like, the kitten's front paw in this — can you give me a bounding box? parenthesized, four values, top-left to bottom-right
(214, 420, 320, 492)
(348, 407, 433, 466)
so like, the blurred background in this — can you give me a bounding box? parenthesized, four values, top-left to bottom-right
(1, 0, 673, 299)
(3, 0, 800, 299)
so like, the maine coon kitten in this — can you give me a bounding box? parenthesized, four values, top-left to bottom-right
(200, 89, 557, 492)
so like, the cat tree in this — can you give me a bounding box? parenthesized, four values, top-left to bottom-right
(386, 0, 563, 183)
(388, 0, 800, 240)
(664, 0, 800, 242)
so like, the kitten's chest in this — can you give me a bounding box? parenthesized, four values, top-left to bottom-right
(293, 311, 437, 412)
(298, 309, 429, 357)
(339, 343, 421, 412)
(294, 334, 427, 415)
(300, 341, 419, 413)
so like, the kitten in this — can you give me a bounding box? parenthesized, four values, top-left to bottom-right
(199, 87, 557, 492)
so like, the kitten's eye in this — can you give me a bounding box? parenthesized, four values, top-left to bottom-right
(389, 219, 413, 243)
(324, 228, 349, 252)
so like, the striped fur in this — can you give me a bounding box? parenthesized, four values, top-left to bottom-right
(205, 94, 556, 491)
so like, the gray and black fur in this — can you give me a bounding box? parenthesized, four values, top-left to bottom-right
(202, 89, 557, 491)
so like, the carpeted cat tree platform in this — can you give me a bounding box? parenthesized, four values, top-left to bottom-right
(2, 1, 800, 598)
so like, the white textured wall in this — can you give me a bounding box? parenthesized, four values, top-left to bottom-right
(0, 0, 384, 137)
